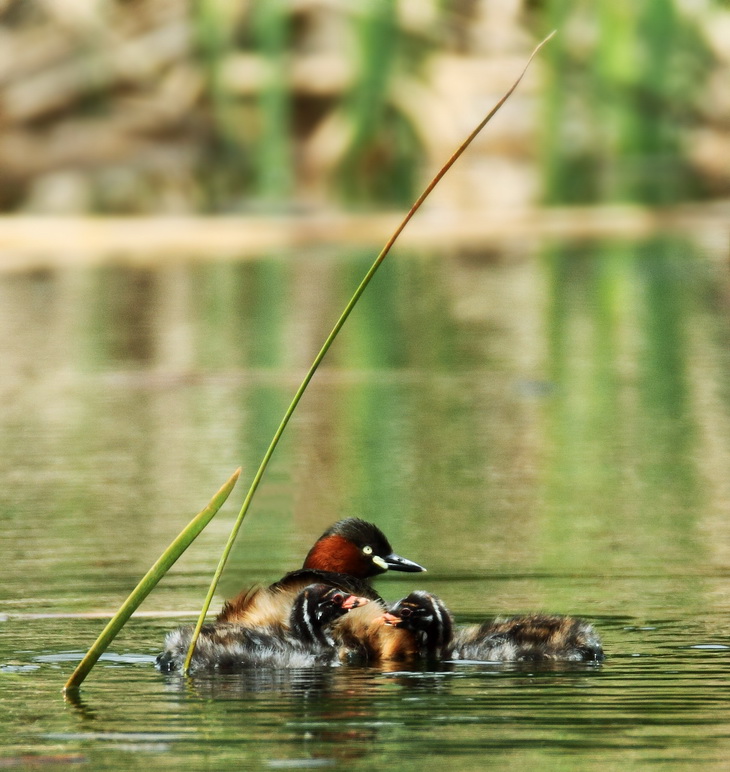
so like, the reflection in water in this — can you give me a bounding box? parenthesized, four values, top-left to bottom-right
(157, 658, 608, 767)
(6, 611, 730, 768)
(541, 239, 703, 600)
(2, 235, 730, 768)
(168, 666, 341, 700)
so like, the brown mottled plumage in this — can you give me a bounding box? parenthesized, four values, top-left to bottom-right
(454, 613, 604, 663)
(157, 584, 370, 673)
(330, 600, 421, 666)
(383, 591, 604, 664)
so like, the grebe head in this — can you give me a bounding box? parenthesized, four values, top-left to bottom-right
(289, 583, 370, 647)
(383, 591, 453, 652)
(303, 518, 426, 578)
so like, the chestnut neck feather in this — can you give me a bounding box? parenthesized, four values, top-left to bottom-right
(304, 535, 368, 576)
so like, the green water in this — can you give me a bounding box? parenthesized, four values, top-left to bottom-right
(2, 235, 730, 769)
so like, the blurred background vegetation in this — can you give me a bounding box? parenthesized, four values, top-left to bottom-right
(1, 0, 728, 216)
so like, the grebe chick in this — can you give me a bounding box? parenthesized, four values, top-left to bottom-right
(384, 591, 604, 663)
(157, 584, 370, 673)
(382, 591, 454, 661)
(218, 518, 425, 629)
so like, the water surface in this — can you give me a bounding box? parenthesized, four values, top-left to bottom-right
(2, 234, 730, 769)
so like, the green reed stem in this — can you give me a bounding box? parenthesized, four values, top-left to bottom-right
(183, 32, 556, 674)
(63, 467, 241, 694)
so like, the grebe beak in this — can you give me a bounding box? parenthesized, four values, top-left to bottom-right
(342, 594, 371, 610)
(381, 612, 402, 626)
(379, 553, 426, 573)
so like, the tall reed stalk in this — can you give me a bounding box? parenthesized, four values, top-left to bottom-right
(183, 32, 555, 674)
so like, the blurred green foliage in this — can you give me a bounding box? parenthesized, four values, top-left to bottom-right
(194, 0, 718, 207)
(540, 0, 715, 205)
(0, 0, 723, 211)
(192, 0, 435, 209)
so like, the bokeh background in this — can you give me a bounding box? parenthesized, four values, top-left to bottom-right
(4, 4, 730, 768)
(1, 0, 729, 219)
(2, 0, 730, 619)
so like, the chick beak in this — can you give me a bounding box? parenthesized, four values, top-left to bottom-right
(341, 594, 371, 610)
(381, 612, 402, 626)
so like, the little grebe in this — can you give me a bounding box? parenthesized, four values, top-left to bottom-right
(217, 518, 425, 629)
(157, 584, 370, 673)
(383, 591, 604, 663)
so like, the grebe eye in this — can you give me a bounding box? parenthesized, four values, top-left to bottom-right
(331, 593, 344, 605)
(362, 545, 373, 555)
(400, 607, 412, 617)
